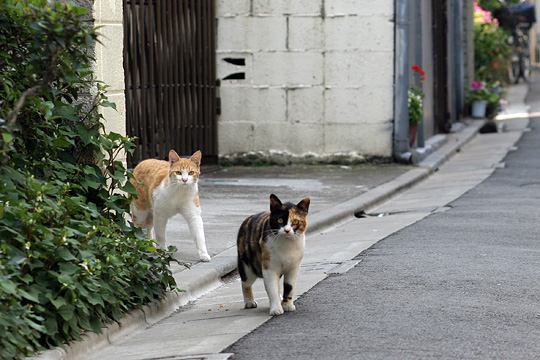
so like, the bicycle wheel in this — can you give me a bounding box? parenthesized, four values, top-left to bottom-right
(520, 55, 531, 82)
(508, 54, 521, 84)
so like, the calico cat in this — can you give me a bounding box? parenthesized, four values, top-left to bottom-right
(130, 149, 211, 262)
(237, 194, 310, 316)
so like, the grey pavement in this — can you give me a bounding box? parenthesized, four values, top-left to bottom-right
(225, 85, 540, 358)
(167, 163, 408, 264)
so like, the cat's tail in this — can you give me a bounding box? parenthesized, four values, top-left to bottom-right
(238, 257, 247, 282)
(237, 220, 249, 282)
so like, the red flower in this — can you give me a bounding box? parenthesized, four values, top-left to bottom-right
(411, 64, 426, 81)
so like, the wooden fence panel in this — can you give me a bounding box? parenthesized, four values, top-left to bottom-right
(123, 0, 217, 165)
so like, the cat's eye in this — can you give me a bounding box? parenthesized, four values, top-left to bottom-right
(188, 171, 195, 175)
(277, 218, 284, 224)
(174, 171, 181, 175)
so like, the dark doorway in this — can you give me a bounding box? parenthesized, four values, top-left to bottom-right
(432, 0, 452, 133)
(123, 0, 218, 165)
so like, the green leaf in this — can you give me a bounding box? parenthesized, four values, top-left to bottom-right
(45, 317, 58, 335)
(57, 248, 77, 261)
(19, 289, 40, 303)
(0, 281, 17, 295)
(100, 100, 116, 110)
(50, 296, 67, 309)
(89, 318, 103, 333)
(2, 132, 13, 143)
(59, 262, 80, 275)
(58, 305, 74, 321)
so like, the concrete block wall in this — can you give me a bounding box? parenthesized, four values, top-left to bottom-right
(93, 0, 126, 138)
(217, 0, 395, 158)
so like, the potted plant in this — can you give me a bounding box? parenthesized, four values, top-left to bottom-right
(467, 81, 499, 118)
(408, 64, 425, 147)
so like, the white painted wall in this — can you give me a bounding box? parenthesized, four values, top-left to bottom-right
(217, 0, 395, 158)
(93, 0, 126, 137)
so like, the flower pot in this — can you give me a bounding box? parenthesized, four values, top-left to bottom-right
(472, 100, 488, 118)
(409, 123, 418, 147)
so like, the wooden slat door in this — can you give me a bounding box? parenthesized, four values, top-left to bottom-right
(123, 0, 217, 165)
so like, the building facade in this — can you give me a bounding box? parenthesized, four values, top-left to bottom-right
(92, 0, 472, 164)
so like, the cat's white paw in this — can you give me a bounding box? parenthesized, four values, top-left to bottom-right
(199, 253, 211, 262)
(244, 300, 258, 309)
(269, 305, 284, 316)
(282, 301, 296, 312)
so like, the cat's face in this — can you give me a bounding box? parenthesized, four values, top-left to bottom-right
(269, 194, 310, 237)
(168, 150, 201, 185)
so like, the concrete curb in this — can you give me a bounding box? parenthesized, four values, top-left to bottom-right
(30, 119, 485, 360)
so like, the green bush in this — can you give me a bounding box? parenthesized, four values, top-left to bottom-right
(478, 0, 521, 13)
(474, 22, 512, 84)
(0, 1, 177, 359)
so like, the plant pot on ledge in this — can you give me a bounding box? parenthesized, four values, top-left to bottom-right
(471, 100, 488, 118)
(409, 123, 418, 147)
(467, 81, 500, 119)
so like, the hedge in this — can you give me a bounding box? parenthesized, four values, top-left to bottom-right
(0, 2, 177, 358)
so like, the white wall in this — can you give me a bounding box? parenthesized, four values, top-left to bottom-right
(217, 0, 395, 158)
(93, 0, 126, 137)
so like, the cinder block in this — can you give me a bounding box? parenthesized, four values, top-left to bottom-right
(217, 52, 253, 81)
(253, 0, 321, 16)
(288, 17, 323, 50)
(323, 122, 393, 156)
(217, 17, 287, 51)
(325, 50, 393, 87)
(95, 0, 123, 24)
(325, 16, 394, 51)
(325, 87, 393, 124)
(220, 86, 287, 123)
(325, 0, 394, 17)
(100, 93, 126, 136)
(252, 52, 324, 86)
(92, 0, 100, 22)
(218, 121, 255, 154)
(97, 24, 125, 91)
(252, 122, 324, 154)
(287, 86, 324, 124)
(217, 0, 250, 17)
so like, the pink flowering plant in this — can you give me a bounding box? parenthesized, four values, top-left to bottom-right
(466, 81, 500, 104)
(473, 1, 512, 83)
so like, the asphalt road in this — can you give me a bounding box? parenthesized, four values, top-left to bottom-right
(225, 85, 540, 359)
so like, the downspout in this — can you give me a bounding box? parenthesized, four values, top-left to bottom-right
(415, 0, 425, 148)
(393, 0, 412, 163)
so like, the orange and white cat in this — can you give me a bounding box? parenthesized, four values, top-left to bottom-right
(130, 149, 211, 262)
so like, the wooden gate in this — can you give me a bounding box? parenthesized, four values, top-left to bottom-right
(123, 0, 217, 165)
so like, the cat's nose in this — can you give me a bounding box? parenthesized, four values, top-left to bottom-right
(181, 178, 188, 183)
(284, 226, 292, 233)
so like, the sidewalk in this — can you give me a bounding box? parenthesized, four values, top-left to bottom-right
(33, 84, 531, 359)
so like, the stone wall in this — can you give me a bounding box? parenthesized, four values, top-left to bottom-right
(216, 0, 395, 158)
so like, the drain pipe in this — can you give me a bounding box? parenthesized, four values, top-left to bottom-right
(393, 0, 412, 163)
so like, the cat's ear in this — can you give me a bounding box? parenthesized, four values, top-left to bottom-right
(190, 150, 202, 166)
(168, 150, 181, 165)
(269, 194, 282, 212)
(296, 197, 310, 213)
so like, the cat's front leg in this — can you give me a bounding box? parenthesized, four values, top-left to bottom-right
(262, 269, 283, 316)
(184, 211, 211, 262)
(282, 266, 300, 312)
(153, 213, 168, 249)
